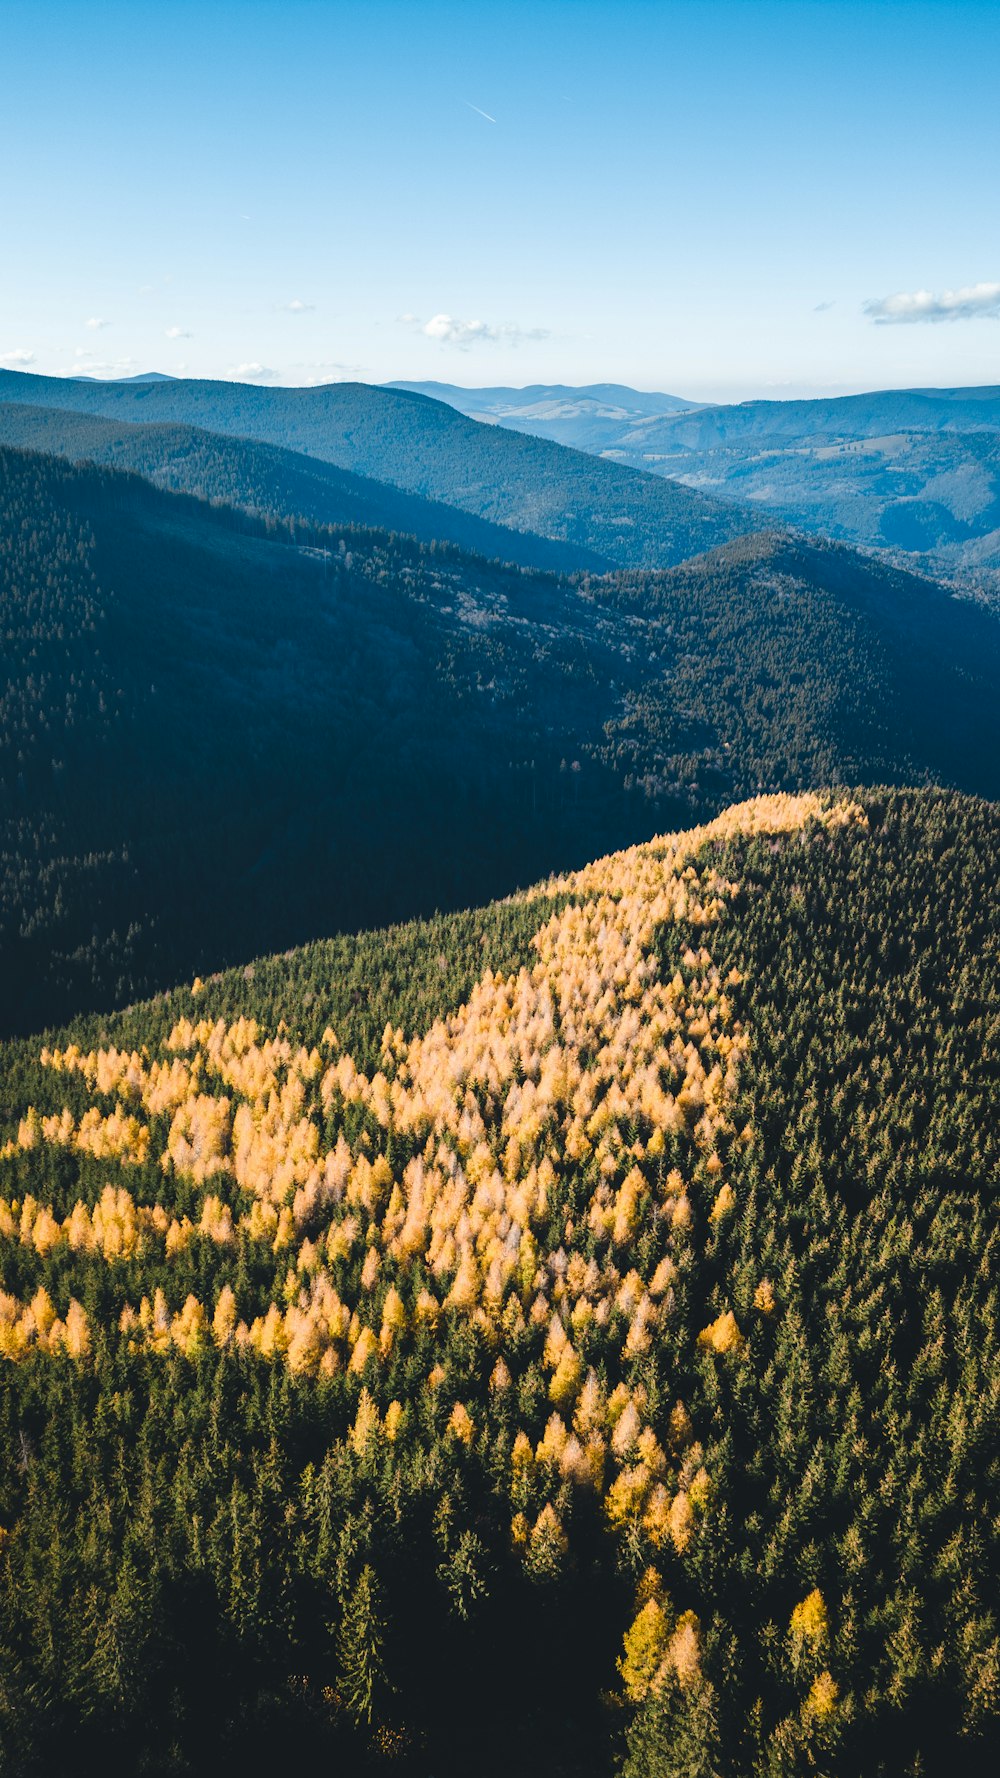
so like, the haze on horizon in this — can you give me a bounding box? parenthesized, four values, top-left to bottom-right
(2, 0, 999, 404)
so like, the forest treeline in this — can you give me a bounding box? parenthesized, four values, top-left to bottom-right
(0, 787, 996, 1776)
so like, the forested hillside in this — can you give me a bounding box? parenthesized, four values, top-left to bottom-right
(3, 444, 999, 1037)
(0, 402, 606, 574)
(0, 371, 751, 570)
(0, 787, 997, 1776)
(613, 426, 1000, 597)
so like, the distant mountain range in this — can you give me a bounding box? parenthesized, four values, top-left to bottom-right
(388, 381, 699, 450)
(389, 379, 1000, 591)
(13, 369, 999, 590)
(0, 370, 750, 571)
(77, 370, 177, 383)
(394, 379, 1000, 449)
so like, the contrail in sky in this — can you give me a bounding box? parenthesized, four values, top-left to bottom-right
(464, 101, 496, 123)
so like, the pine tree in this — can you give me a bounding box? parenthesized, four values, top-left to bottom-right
(623, 1677, 721, 1778)
(337, 1564, 388, 1727)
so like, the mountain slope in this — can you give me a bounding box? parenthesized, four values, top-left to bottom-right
(0, 787, 997, 1776)
(0, 370, 751, 570)
(0, 402, 608, 574)
(3, 444, 999, 1035)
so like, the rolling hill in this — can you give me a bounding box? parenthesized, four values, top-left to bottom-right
(0, 785, 997, 1776)
(2, 443, 998, 1037)
(0, 370, 751, 571)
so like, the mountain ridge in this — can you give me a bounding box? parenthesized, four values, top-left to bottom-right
(0, 400, 607, 574)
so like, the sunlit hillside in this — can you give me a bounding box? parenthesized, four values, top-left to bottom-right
(1, 785, 997, 1776)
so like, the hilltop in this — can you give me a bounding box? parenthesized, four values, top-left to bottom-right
(0, 786, 997, 1775)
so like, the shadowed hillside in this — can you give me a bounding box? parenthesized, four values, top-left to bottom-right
(2, 445, 998, 1035)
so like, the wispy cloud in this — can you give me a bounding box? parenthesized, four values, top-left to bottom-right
(1, 347, 36, 366)
(85, 316, 111, 330)
(813, 301, 834, 313)
(165, 325, 192, 339)
(865, 281, 1000, 324)
(281, 298, 315, 313)
(290, 360, 365, 384)
(401, 311, 549, 349)
(464, 100, 496, 123)
(69, 353, 137, 377)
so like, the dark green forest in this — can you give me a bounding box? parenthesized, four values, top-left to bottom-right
(0, 787, 997, 1777)
(3, 443, 999, 1037)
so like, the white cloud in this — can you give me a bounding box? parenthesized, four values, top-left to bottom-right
(281, 298, 315, 313)
(402, 311, 550, 349)
(865, 281, 1000, 324)
(229, 362, 275, 382)
(165, 325, 192, 339)
(85, 316, 111, 330)
(1, 347, 35, 366)
(813, 301, 834, 313)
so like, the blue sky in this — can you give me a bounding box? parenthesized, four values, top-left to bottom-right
(2, 0, 998, 400)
